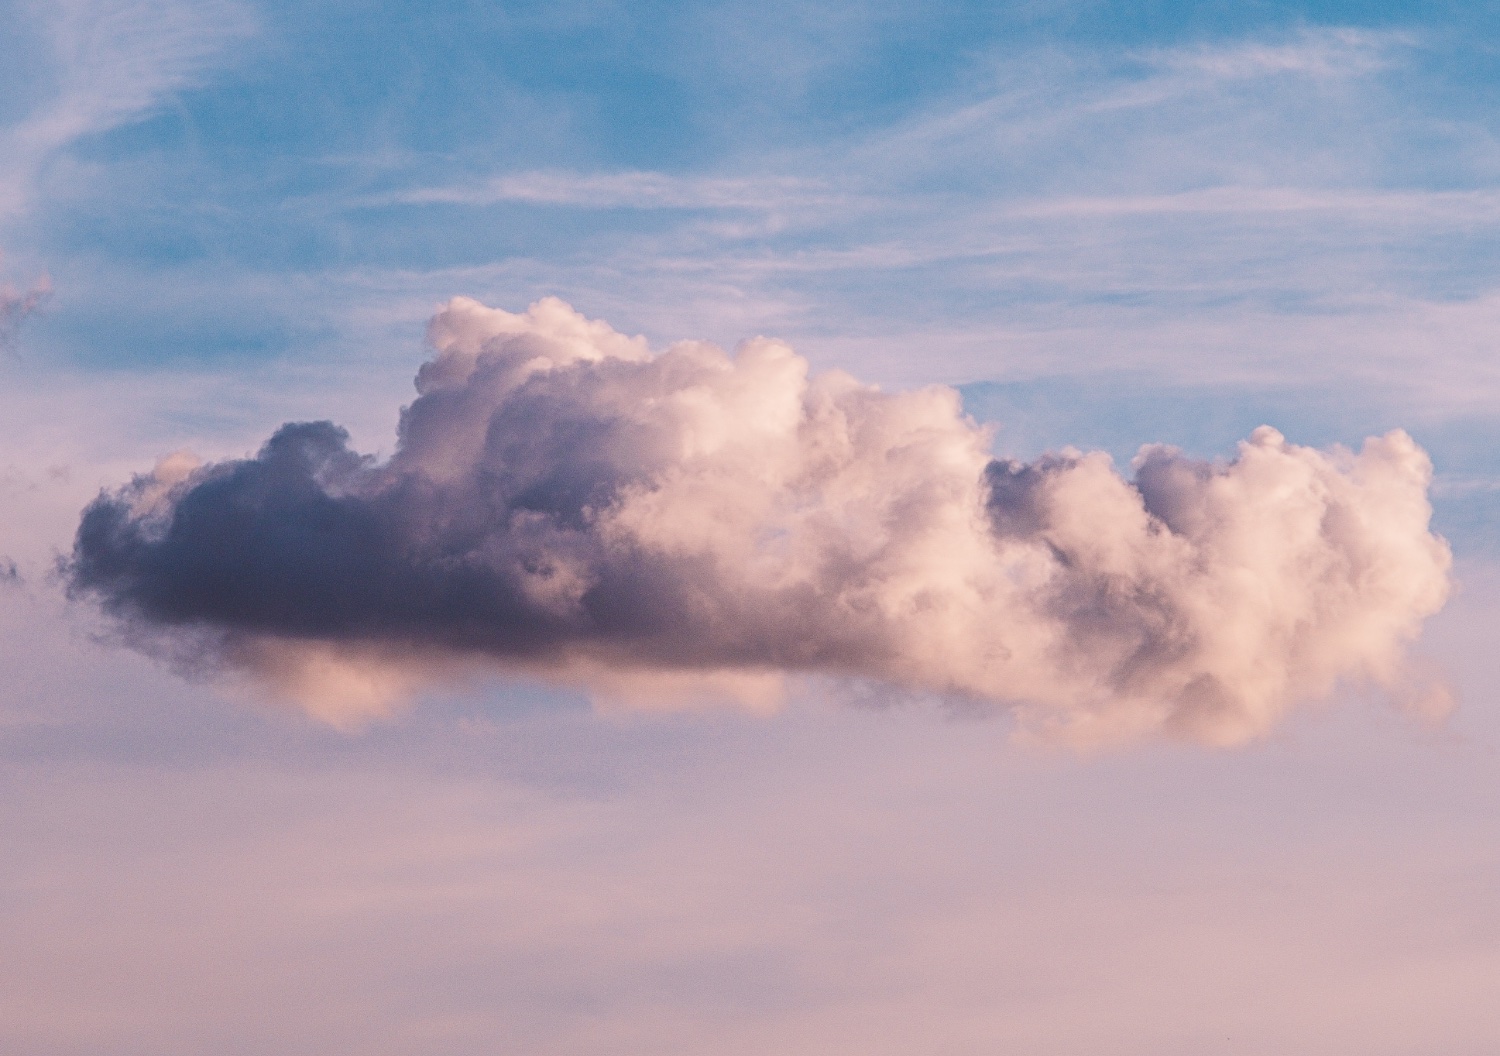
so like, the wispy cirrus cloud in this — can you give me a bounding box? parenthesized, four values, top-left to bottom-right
(350, 24, 1462, 271)
(1006, 185, 1500, 221)
(377, 169, 850, 214)
(298, 22, 1499, 412)
(0, 0, 255, 222)
(372, 30, 1422, 221)
(1132, 26, 1412, 88)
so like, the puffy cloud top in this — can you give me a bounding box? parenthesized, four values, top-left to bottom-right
(69, 297, 1452, 743)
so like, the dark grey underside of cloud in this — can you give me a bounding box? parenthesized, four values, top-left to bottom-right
(68, 298, 1450, 744)
(72, 418, 740, 659)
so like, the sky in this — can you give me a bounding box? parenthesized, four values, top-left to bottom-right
(2, 1, 1500, 1052)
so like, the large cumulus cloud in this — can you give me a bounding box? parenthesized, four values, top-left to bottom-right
(69, 297, 1452, 743)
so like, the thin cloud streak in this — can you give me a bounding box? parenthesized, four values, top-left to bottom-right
(1006, 185, 1500, 221)
(381, 171, 851, 213)
(1103, 26, 1414, 111)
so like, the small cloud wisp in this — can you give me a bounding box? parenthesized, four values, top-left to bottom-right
(0, 269, 51, 348)
(68, 298, 1451, 744)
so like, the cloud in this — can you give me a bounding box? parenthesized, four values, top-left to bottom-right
(1008, 186, 1500, 222)
(67, 298, 1452, 744)
(311, 23, 1494, 403)
(1140, 27, 1410, 83)
(0, 0, 254, 221)
(0, 268, 50, 347)
(384, 170, 845, 213)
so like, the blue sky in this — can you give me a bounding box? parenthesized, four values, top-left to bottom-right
(9, 1, 1500, 513)
(3, 2, 1500, 1052)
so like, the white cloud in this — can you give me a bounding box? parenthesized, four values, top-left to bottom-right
(71, 298, 1452, 744)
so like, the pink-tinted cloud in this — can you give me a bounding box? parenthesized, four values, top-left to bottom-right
(68, 298, 1451, 743)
